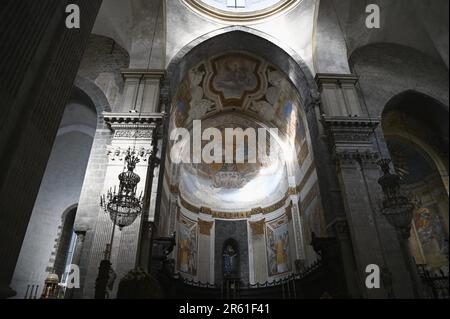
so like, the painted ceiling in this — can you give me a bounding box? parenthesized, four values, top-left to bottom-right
(170, 51, 311, 212)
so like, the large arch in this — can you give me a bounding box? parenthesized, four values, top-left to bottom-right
(381, 90, 449, 272)
(162, 27, 345, 234)
(349, 43, 449, 116)
(155, 29, 348, 289)
(165, 27, 318, 107)
(74, 76, 112, 114)
(382, 90, 449, 183)
(10, 82, 103, 298)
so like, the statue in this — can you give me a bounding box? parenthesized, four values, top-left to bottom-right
(223, 244, 238, 276)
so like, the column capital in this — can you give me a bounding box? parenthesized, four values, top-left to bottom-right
(328, 218, 351, 239)
(322, 115, 381, 165)
(121, 69, 166, 80)
(103, 112, 164, 134)
(315, 73, 359, 89)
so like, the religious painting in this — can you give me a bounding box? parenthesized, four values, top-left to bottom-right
(210, 54, 261, 106)
(414, 206, 449, 267)
(173, 100, 189, 128)
(266, 215, 291, 276)
(177, 215, 198, 276)
(189, 64, 216, 120)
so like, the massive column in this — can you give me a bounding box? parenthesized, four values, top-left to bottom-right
(73, 70, 165, 299)
(0, 0, 102, 298)
(316, 74, 415, 298)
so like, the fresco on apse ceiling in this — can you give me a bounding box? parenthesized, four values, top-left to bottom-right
(174, 100, 189, 128)
(266, 214, 291, 276)
(171, 52, 305, 125)
(177, 214, 198, 276)
(414, 206, 449, 268)
(170, 52, 312, 167)
(209, 53, 262, 106)
(176, 113, 289, 212)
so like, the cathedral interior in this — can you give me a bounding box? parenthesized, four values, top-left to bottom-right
(0, 0, 448, 300)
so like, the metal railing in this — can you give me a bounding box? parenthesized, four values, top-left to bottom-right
(417, 265, 449, 299)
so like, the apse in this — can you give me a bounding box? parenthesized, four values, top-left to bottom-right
(160, 51, 325, 286)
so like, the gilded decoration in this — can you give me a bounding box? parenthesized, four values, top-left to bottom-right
(249, 219, 266, 235)
(198, 219, 214, 236)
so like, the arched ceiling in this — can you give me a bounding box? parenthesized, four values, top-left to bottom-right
(90, 1, 448, 73)
(170, 51, 312, 212)
(178, 114, 289, 211)
(332, 0, 449, 67)
(92, 0, 133, 53)
(92, 0, 165, 69)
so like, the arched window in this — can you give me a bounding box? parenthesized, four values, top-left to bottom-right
(54, 206, 78, 282)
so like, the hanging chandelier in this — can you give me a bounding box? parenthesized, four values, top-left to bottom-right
(377, 158, 416, 239)
(100, 148, 144, 230)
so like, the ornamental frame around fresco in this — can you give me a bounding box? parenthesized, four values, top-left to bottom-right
(177, 213, 198, 276)
(266, 214, 292, 277)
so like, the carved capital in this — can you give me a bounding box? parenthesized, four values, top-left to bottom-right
(334, 150, 380, 166)
(249, 219, 266, 235)
(121, 69, 165, 80)
(103, 112, 163, 135)
(106, 145, 155, 163)
(170, 184, 179, 194)
(323, 116, 381, 165)
(198, 219, 214, 236)
(332, 219, 350, 239)
(200, 207, 212, 215)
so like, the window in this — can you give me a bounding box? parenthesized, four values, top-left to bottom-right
(185, 0, 299, 23)
(227, 0, 246, 8)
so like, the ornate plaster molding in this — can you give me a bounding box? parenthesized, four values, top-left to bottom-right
(322, 115, 381, 164)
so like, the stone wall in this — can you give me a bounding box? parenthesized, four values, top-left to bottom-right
(0, 0, 102, 298)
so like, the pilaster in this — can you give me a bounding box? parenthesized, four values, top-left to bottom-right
(317, 73, 415, 298)
(76, 69, 166, 298)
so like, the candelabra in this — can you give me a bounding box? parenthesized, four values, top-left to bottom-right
(377, 158, 422, 298)
(95, 149, 144, 299)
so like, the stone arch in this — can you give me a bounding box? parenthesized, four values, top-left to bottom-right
(74, 76, 111, 114)
(165, 27, 319, 109)
(381, 90, 449, 270)
(161, 30, 336, 287)
(349, 42, 449, 117)
(164, 29, 322, 191)
(382, 90, 449, 184)
(163, 27, 330, 196)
